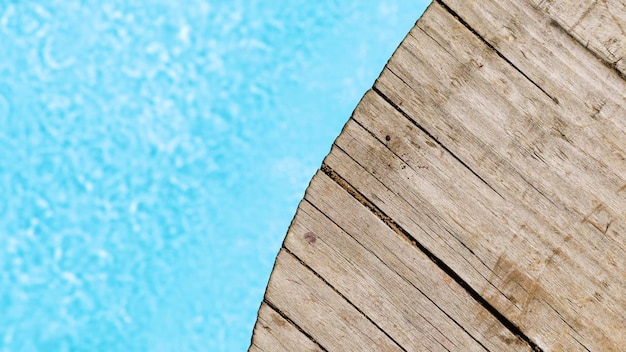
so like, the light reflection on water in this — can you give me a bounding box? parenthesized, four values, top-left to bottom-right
(0, 1, 427, 350)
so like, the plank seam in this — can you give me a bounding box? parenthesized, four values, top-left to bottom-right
(436, 0, 561, 104)
(261, 298, 330, 352)
(547, 16, 626, 82)
(303, 198, 486, 351)
(333, 122, 535, 315)
(367, 87, 555, 317)
(281, 247, 409, 352)
(371, 85, 505, 201)
(255, 307, 324, 352)
(543, 300, 592, 351)
(551, 0, 626, 82)
(249, 342, 263, 352)
(377, 66, 567, 213)
(320, 163, 544, 352)
(347, 112, 515, 278)
(345, 113, 524, 294)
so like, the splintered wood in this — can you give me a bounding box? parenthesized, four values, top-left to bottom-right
(250, 1, 626, 351)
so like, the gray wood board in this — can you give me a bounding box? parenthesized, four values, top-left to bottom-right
(250, 1, 626, 350)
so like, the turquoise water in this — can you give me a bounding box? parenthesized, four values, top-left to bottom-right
(0, 1, 427, 350)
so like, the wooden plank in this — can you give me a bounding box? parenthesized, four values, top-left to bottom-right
(286, 172, 532, 351)
(248, 344, 262, 352)
(380, 0, 626, 263)
(251, 1, 626, 350)
(407, 1, 626, 248)
(346, 86, 624, 312)
(326, 87, 626, 349)
(250, 303, 323, 352)
(381, 2, 626, 226)
(532, 0, 595, 28)
(264, 249, 403, 352)
(400, 0, 626, 271)
(574, 0, 626, 75)
(434, 0, 626, 179)
(533, 0, 626, 76)
(374, 5, 626, 343)
(286, 191, 479, 351)
(324, 99, 582, 351)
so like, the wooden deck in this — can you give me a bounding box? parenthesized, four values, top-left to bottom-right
(249, 1, 626, 351)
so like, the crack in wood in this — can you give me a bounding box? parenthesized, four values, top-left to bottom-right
(436, 0, 561, 105)
(320, 163, 544, 352)
(259, 299, 329, 352)
(372, 86, 506, 201)
(300, 197, 481, 351)
(545, 10, 626, 81)
(281, 247, 408, 352)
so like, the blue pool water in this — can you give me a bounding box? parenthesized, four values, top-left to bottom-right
(0, 1, 428, 350)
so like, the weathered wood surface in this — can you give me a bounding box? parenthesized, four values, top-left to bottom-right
(250, 1, 626, 351)
(534, 0, 626, 77)
(250, 303, 323, 352)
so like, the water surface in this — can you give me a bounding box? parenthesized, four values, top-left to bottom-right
(0, 1, 428, 350)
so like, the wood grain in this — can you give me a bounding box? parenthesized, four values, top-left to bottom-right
(294, 171, 532, 350)
(250, 1, 626, 350)
(250, 303, 323, 352)
(263, 249, 403, 351)
(534, 0, 626, 76)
